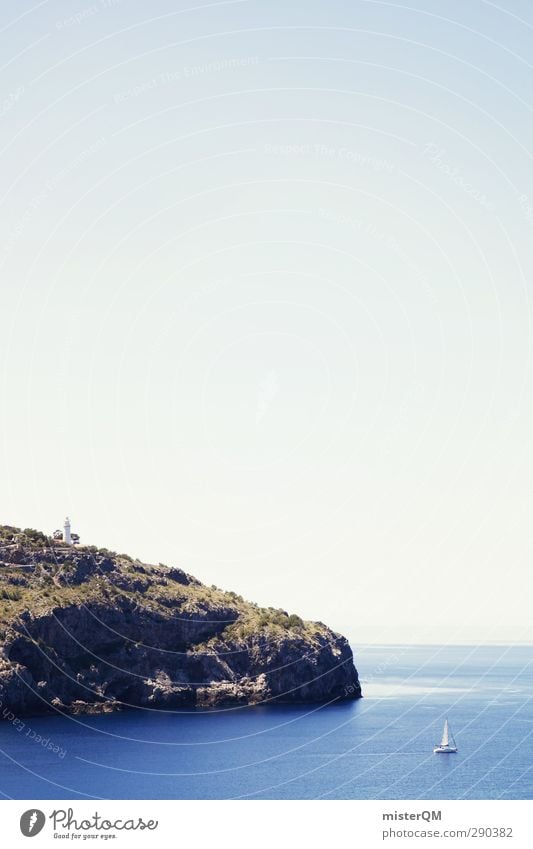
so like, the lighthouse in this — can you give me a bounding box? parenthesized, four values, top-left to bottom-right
(64, 516, 72, 545)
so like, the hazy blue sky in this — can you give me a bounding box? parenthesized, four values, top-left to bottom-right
(1, 0, 532, 643)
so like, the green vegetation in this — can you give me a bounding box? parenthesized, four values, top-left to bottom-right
(22, 528, 48, 544)
(0, 587, 23, 601)
(0, 523, 326, 648)
(222, 608, 307, 641)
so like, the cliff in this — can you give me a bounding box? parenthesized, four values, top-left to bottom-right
(0, 525, 360, 716)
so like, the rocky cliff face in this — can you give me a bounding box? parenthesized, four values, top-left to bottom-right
(0, 525, 360, 716)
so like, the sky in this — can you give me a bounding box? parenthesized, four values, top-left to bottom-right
(1, 0, 532, 644)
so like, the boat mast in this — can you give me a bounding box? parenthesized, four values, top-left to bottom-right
(448, 722, 457, 748)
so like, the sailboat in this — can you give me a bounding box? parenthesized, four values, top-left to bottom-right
(433, 718, 458, 753)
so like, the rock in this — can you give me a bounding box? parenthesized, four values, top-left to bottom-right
(0, 523, 361, 716)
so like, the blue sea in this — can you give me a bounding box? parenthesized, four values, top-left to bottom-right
(1, 644, 531, 800)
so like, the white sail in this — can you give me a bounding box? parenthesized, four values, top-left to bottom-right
(434, 718, 457, 752)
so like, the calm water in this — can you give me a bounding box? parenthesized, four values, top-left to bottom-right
(1, 644, 531, 799)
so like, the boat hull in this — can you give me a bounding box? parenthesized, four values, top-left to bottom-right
(433, 745, 458, 753)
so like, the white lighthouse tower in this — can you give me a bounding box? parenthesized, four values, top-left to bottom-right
(64, 516, 72, 545)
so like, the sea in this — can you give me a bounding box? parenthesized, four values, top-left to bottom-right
(1, 644, 531, 800)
